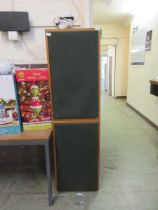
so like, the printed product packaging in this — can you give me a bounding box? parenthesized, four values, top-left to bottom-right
(0, 75, 22, 134)
(16, 69, 52, 130)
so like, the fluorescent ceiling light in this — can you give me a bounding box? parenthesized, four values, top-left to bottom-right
(123, 0, 158, 26)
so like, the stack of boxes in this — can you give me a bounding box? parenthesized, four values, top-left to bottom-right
(0, 68, 52, 134)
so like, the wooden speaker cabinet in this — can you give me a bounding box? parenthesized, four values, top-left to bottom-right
(45, 29, 100, 191)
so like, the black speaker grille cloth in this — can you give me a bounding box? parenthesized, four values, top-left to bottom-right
(55, 123, 98, 191)
(48, 31, 98, 119)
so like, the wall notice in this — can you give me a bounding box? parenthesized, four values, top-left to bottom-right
(145, 30, 152, 51)
(131, 27, 146, 65)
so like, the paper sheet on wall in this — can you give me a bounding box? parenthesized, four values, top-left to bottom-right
(131, 27, 147, 65)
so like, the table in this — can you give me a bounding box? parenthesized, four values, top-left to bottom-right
(150, 80, 158, 96)
(0, 129, 54, 206)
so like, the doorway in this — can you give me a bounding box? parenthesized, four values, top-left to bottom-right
(101, 45, 116, 97)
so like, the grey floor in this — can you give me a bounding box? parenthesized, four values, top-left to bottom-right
(1, 94, 158, 210)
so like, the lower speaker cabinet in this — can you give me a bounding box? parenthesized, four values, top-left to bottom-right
(54, 123, 99, 191)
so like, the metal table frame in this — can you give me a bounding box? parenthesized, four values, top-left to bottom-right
(0, 135, 54, 206)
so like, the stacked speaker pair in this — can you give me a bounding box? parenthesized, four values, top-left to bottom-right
(46, 28, 100, 191)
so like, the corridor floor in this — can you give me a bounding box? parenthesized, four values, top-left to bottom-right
(0, 95, 158, 210)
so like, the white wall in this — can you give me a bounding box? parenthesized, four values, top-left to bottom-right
(0, 0, 90, 64)
(100, 24, 130, 97)
(127, 12, 158, 126)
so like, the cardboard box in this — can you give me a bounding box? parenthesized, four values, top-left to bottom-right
(0, 75, 22, 134)
(16, 69, 52, 130)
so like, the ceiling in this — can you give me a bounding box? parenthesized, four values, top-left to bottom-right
(93, 0, 133, 25)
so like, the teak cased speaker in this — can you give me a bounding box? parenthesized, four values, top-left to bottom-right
(46, 29, 100, 191)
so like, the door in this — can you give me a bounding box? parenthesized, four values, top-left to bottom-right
(108, 56, 112, 96)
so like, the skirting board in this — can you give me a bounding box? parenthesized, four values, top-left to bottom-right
(115, 96, 127, 99)
(127, 103, 158, 131)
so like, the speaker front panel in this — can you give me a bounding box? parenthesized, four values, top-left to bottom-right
(48, 31, 99, 119)
(54, 122, 99, 191)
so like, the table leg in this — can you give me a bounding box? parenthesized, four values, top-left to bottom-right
(45, 140, 54, 206)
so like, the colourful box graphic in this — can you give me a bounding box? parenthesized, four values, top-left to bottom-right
(16, 69, 52, 130)
(0, 75, 22, 134)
